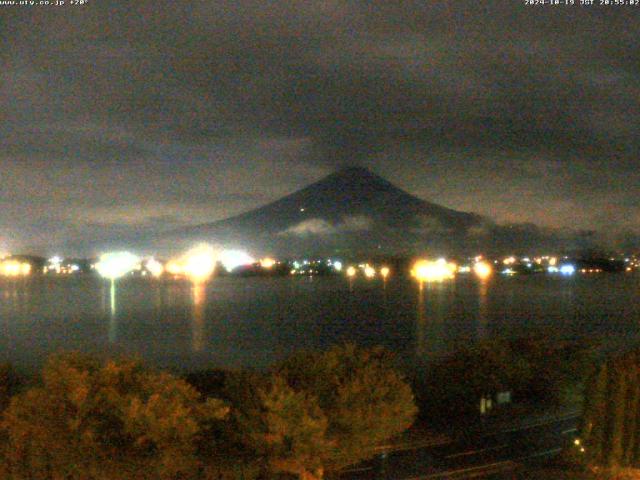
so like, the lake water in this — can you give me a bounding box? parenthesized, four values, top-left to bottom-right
(1, 273, 639, 373)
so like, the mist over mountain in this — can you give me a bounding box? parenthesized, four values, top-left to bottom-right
(150, 166, 579, 258)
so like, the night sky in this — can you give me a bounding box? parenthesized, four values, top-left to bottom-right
(2, 1, 639, 255)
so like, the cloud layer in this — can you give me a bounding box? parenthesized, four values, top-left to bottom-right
(281, 216, 372, 237)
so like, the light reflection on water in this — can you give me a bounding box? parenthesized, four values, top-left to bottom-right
(191, 281, 206, 353)
(0, 273, 638, 373)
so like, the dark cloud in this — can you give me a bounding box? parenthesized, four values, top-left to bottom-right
(1, 1, 639, 254)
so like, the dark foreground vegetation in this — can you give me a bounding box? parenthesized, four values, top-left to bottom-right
(519, 346, 640, 480)
(0, 345, 416, 480)
(415, 335, 597, 426)
(3, 337, 640, 479)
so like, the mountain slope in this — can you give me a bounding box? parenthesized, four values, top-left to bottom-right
(159, 166, 489, 257)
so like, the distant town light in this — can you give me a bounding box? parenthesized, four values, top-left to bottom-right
(95, 252, 140, 280)
(364, 265, 376, 278)
(333, 260, 343, 272)
(0, 260, 31, 277)
(145, 258, 164, 278)
(219, 250, 254, 272)
(559, 264, 576, 275)
(411, 259, 456, 283)
(380, 266, 390, 279)
(346, 266, 357, 278)
(182, 245, 217, 282)
(260, 257, 276, 269)
(473, 261, 492, 280)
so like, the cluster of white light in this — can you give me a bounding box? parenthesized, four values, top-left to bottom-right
(218, 250, 255, 273)
(145, 257, 164, 278)
(44, 256, 83, 275)
(95, 252, 140, 280)
(559, 265, 576, 275)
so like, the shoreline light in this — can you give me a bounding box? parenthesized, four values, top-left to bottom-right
(260, 257, 276, 269)
(145, 258, 164, 278)
(182, 245, 217, 282)
(380, 266, 390, 279)
(473, 261, 493, 280)
(560, 264, 576, 275)
(0, 260, 31, 277)
(364, 265, 376, 278)
(411, 258, 456, 283)
(219, 250, 254, 273)
(95, 252, 140, 280)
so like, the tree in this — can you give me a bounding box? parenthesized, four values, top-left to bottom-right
(235, 375, 333, 480)
(1, 351, 228, 480)
(273, 344, 417, 473)
(582, 349, 640, 472)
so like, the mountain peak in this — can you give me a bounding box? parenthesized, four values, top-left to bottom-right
(318, 165, 394, 192)
(335, 165, 375, 175)
(331, 165, 382, 180)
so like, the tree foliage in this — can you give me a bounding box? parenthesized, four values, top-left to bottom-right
(230, 345, 417, 478)
(1, 352, 228, 480)
(235, 375, 332, 480)
(277, 344, 417, 470)
(582, 349, 640, 471)
(419, 336, 596, 422)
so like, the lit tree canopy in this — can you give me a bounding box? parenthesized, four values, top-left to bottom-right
(582, 349, 640, 471)
(230, 345, 417, 478)
(1, 352, 228, 480)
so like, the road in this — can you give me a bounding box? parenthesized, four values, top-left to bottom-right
(341, 413, 580, 479)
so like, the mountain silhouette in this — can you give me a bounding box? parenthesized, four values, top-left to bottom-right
(157, 166, 500, 257)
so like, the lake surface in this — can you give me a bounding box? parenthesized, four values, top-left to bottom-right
(1, 273, 639, 373)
